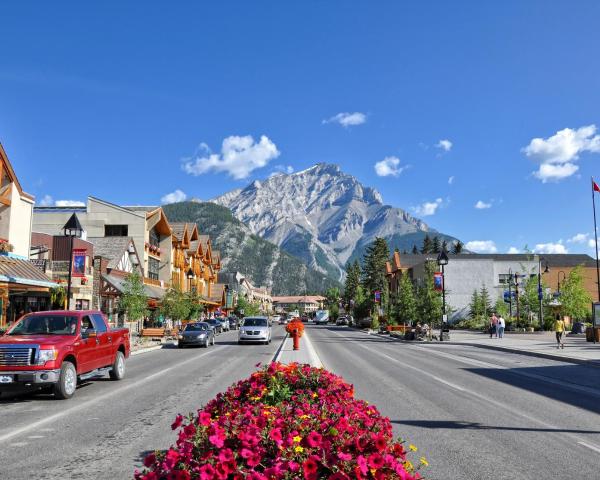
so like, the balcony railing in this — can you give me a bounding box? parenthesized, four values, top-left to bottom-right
(144, 277, 168, 288)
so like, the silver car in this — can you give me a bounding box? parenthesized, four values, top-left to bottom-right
(238, 317, 272, 345)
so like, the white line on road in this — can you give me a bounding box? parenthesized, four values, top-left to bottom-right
(578, 441, 600, 454)
(0, 346, 229, 445)
(303, 330, 324, 368)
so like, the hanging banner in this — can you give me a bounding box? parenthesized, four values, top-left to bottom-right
(72, 249, 86, 277)
(374, 290, 381, 303)
(433, 272, 443, 291)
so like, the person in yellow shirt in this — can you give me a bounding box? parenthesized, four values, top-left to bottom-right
(553, 316, 566, 349)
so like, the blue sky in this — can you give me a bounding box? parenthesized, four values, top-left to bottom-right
(2, 1, 600, 255)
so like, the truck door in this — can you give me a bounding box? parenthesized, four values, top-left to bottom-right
(91, 313, 113, 368)
(78, 315, 100, 373)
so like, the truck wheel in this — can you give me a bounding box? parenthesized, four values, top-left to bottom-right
(109, 351, 125, 380)
(53, 361, 77, 400)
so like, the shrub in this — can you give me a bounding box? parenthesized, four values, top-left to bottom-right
(136, 363, 425, 479)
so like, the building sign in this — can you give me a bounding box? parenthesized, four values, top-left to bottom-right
(433, 272, 443, 292)
(72, 250, 86, 277)
(374, 291, 381, 303)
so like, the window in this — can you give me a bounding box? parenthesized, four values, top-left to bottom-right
(75, 299, 90, 310)
(149, 228, 160, 247)
(105, 225, 128, 236)
(148, 257, 159, 280)
(498, 274, 512, 285)
(81, 315, 94, 331)
(91, 314, 108, 333)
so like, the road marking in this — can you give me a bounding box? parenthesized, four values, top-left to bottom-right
(272, 334, 288, 363)
(303, 330, 324, 368)
(0, 346, 229, 445)
(578, 441, 600, 454)
(324, 328, 600, 456)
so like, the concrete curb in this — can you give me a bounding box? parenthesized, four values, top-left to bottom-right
(371, 331, 600, 368)
(272, 333, 289, 363)
(303, 330, 324, 368)
(130, 345, 165, 356)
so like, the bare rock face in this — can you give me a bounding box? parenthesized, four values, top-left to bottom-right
(212, 163, 453, 280)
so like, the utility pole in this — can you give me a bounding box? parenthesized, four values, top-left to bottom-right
(514, 272, 520, 324)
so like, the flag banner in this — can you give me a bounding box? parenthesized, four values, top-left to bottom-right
(72, 249, 86, 277)
(434, 272, 443, 291)
(594, 180, 600, 192)
(374, 290, 381, 303)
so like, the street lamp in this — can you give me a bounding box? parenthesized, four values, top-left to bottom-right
(557, 271, 566, 294)
(187, 268, 194, 292)
(537, 256, 549, 331)
(437, 249, 449, 341)
(508, 268, 513, 320)
(62, 213, 83, 310)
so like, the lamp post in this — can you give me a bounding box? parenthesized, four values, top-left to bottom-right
(508, 268, 513, 320)
(187, 268, 194, 292)
(557, 271, 566, 294)
(514, 272, 520, 323)
(537, 256, 549, 331)
(62, 213, 84, 310)
(437, 249, 449, 341)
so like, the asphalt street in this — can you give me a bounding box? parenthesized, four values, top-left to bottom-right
(307, 325, 600, 480)
(0, 326, 286, 480)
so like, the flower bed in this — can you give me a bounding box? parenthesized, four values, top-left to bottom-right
(136, 363, 426, 479)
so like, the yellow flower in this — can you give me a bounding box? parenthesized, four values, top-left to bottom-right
(409, 444, 418, 452)
(420, 457, 429, 467)
(404, 460, 414, 472)
(370, 468, 377, 476)
(294, 445, 304, 453)
(312, 393, 318, 398)
(293, 435, 302, 443)
(300, 414, 309, 420)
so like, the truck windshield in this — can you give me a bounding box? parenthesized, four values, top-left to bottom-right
(9, 315, 78, 336)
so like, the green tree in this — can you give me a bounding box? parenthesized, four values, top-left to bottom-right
(120, 271, 149, 322)
(432, 236, 441, 254)
(50, 286, 66, 309)
(452, 240, 464, 254)
(411, 245, 419, 254)
(560, 266, 592, 320)
(441, 239, 448, 253)
(361, 238, 390, 318)
(416, 261, 443, 326)
(469, 289, 481, 320)
(396, 273, 417, 325)
(160, 287, 191, 323)
(235, 296, 261, 316)
(480, 285, 493, 318)
(186, 291, 205, 320)
(343, 260, 361, 305)
(421, 234, 433, 254)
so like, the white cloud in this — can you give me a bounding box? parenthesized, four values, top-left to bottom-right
(475, 200, 492, 209)
(435, 139, 453, 152)
(523, 125, 600, 182)
(448, 176, 455, 185)
(534, 242, 568, 254)
(55, 200, 85, 207)
(588, 238, 596, 249)
(322, 112, 367, 127)
(568, 233, 589, 244)
(465, 240, 498, 253)
(182, 135, 280, 180)
(414, 198, 443, 216)
(161, 189, 187, 204)
(374, 156, 405, 177)
(38, 195, 54, 207)
(507, 247, 520, 254)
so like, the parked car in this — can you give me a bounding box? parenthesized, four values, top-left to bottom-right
(178, 322, 215, 348)
(218, 317, 230, 332)
(206, 318, 222, 335)
(278, 316, 289, 325)
(0, 310, 130, 400)
(238, 317, 272, 345)
(357, 317, 373, 329)
(336, 316, 348, 326)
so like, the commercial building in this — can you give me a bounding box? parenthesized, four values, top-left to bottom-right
(272, 295, 325, 314)
(218, 271, 273, 313)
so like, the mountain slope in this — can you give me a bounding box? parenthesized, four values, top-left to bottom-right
(162, 202, 340, 295)
(212, 163, 460, 278)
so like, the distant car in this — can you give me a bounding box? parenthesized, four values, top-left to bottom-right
(357, 317, 373, 329)
(218, 317, 230, 332)
(301, 315, 309, 323)
(206, 318, 222, 335)
(238, 316, 272, 345)
(336, 316, 348, 326)
(315, 310, 330, 325)
(178, 322, 215, 348)
(278, 316, 288, 325)
(228, 316, 240, 330)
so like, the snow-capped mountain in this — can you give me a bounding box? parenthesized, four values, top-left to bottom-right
(212, 163, 458, 280)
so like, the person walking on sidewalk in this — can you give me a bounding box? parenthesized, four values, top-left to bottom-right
(554, 315, 566, 349)
(489, 313, 498, 338)
(497, 315, 506, 338)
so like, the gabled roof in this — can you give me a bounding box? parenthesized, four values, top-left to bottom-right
(0, 143, 35, 201)
(0, 254, 56, 288)
(88, 237, 141, 271)
(209, 283, 226, 304)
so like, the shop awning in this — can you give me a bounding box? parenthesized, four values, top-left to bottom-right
(0, 254, 57, 289)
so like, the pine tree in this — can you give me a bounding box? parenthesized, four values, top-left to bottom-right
(421, 234, 433, 254)
(396, 273, 417, 325)
(416, 260, 443, 326)
(343, 260, 361, 306)
(469, 289, 481, 320)
(452, 240, 464, 254)
(441, 239, 448, 253)
(362, 238, 391, 315)
(402, 249, 408, 255)
(480, 285, 493, 318)
(432, 236, 441, 253)
(412, 245, 419, 254)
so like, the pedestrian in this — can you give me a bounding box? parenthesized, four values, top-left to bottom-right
(489, 313, 498, 338)
(554, 315, 566, 349)
(497, 315, 505, 338)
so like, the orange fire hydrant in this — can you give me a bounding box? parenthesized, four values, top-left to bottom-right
(286, 318, 305, 351)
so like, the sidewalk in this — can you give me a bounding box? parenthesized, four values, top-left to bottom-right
(413, 330, 600, 366)
(274, 330, 323, 367)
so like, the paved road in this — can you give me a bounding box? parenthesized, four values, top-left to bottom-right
(307, 325, 600, 480)
(0, 326, 285, 480)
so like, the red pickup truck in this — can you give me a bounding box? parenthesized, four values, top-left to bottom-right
(0, 310, 130, 399)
